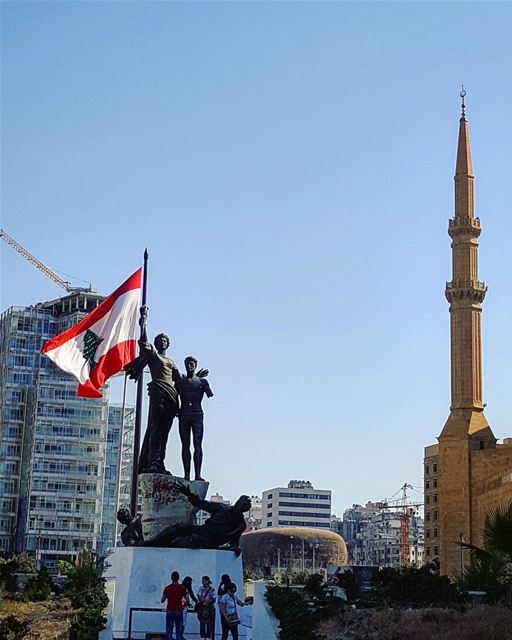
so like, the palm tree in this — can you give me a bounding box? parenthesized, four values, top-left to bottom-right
(460, 501, 512, 604)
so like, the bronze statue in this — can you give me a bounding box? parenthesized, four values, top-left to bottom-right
(139, 485, 250, 553)
(125, 332, 179, 474)
(117, 508, 143, 546)
(176, 357, 214, 481)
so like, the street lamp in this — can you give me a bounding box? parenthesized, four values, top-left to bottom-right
(312, 543, 319, 573)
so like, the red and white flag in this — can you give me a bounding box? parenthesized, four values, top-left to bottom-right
(41, 268, 142, 398)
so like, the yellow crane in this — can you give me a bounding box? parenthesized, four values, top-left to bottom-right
(1, 228, 86, 293)
(377, 483, 424, 566)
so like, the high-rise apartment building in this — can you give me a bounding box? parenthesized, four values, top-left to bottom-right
(0, 291, 134, 569)
(246, 495, 262, 531)
(424, 97, 512, 576)
(99, 403, 135, 555)
(261, 480, 331, 530)
(341, 502, 424, 568)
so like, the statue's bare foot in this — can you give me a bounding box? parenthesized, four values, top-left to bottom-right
(184, 474, 190, 481)
(194, 476, 205, 482)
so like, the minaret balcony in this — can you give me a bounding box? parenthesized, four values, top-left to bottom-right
(448, 216, 481, 238)
(445, 278, 487, 304)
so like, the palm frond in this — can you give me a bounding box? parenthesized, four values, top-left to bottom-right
(483, 502, 512, 560)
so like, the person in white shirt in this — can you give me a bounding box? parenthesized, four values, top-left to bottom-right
(196, 575, 216, 640)
(219, 583, 245, 640)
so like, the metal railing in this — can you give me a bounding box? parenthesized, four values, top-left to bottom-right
(127, 607, 218, 640)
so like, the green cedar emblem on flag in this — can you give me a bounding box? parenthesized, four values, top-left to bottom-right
(83, 329, 104, 369)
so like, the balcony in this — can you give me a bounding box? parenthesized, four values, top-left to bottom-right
(445, 279, 487, 304)
(448, 216, 481, 238)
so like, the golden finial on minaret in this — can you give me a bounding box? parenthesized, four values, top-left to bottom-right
(460, 85, 466, 120)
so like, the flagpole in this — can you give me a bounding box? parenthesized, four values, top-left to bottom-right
(113, 372, 128, 545)
(130, 248, 148, 516)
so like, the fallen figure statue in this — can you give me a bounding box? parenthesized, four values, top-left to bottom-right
(138, 483, 251, 555)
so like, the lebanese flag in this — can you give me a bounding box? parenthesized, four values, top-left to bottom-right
(41, 268, 142, 398)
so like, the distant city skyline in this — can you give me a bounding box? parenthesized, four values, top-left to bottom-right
(2, 2, 511, 516)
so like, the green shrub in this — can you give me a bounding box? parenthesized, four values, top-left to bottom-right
(0, 615, 29, 640)
(266, 586, 317, 640)
(334, 570, 359, 600)
(58, 550, 109, 640)
(304, 573, 325, 598)
(371, 564, 463, 608)
(0, 554, 39, 593)
(23, 566, 53, 601)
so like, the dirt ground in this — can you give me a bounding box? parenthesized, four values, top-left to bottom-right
(0, 597, 76, 639)
(316, 605, 512, 640)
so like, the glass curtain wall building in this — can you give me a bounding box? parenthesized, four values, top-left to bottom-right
(99, 403, 134, 555)
(0, 291, 134, 569)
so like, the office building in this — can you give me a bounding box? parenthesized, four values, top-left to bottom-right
(261, 480, 331, 530)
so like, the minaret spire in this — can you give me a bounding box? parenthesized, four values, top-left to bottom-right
(443, 89, 489, 420)
(437, 91, 496, 578)
(455, 87, 474, 218)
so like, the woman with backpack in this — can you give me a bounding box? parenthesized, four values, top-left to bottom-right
(196, 575, 216, 640)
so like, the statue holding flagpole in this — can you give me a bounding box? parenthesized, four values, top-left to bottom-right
(125, 328, 180, 475)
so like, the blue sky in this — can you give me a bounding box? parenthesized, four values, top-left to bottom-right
(2, 2, 511, 514)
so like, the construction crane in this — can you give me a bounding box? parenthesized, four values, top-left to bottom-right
(1, 228, 84, 293)
(377, 483, 423, 566)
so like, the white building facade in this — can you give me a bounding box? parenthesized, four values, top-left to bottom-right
(261, 480, 331, 530)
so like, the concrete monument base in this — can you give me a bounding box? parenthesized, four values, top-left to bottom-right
(139, 474, 208, 538)
(100, 546, 246, 640)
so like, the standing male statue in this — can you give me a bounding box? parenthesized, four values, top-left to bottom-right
(125, 332, 179, 474)
(176, 357, 213, 481)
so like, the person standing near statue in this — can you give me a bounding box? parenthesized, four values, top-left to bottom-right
(175, 356, 213, 481)
(161, 570, 187, 640)
(125, 331, 180, 474)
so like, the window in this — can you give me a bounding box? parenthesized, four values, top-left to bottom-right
(268, 522, 272, 527)
(433, 478, 437, 488)
(425, 465, 430, 475)
(433, 546, 439, 555)
(277, 501, 331, 509)
(433, 464, 437, 473)
(267, 494, 273, 499)
(433, 511, 438, 520)
(433, 528, 438, 538)
(426, 547, 431, 556)
(425, 481, 430, 490)
(426, 495, 430, 504)
(278, 492, 329, 500)
(433, 494, 438, 503)
(426, 512, 430, 522)
(426, 530, 430, 539)
(278, 511, 330, 518)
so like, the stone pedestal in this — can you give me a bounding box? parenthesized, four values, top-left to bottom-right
(100, 547, 248, 639)
(138, 474, 208, 538)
